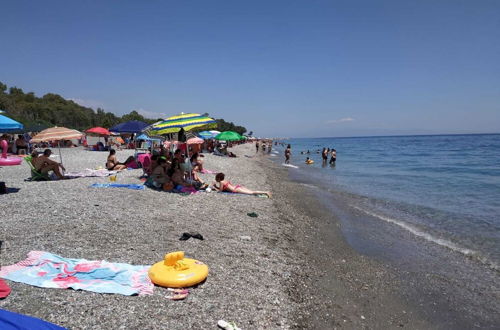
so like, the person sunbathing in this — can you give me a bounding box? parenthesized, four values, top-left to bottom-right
(106, 149, 134, 171)
(212, 173, 271, 197)
(32, 149, 66, 180)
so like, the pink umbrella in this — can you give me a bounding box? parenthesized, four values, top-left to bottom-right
(163, 140, 180, 148)
(187, 137, 204, 144)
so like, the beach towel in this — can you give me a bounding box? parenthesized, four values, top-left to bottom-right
(0, 251, 153, 296)
(176, 185, 199, 195)
(0, 309, 66, 330)
(90, 183, 145, 190)
(65, 169, 117, 178)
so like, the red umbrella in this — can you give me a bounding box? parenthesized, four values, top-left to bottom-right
(86, 127, 110, 136)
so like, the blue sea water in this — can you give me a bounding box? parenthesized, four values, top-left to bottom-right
(274, 134, 500, 270)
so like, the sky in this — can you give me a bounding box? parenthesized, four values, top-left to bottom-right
(1, 0, 499, 137)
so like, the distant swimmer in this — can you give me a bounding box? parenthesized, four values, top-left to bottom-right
(329, 148, 337, 164)
(284, 144, 291, 164)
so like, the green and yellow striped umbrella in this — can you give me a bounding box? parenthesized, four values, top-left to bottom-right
(147, 113, 217, 135)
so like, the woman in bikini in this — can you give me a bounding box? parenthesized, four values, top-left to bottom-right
(212, 172, 271, 197)
(106, 149, 134, 171)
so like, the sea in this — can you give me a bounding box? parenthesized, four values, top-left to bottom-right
(271, 134, 500, 272)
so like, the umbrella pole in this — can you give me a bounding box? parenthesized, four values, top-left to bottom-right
(58, 141, 64, 174)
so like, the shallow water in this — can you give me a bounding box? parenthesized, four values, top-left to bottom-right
(273, 134, 500, 270)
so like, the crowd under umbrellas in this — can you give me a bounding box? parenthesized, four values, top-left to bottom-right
(1, 111, 253, 193)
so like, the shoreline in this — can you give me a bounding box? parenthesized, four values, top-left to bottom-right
(262, 156, 432, 329)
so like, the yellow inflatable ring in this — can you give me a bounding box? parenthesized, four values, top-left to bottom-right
(148, 251, 209, 288)
(305, 160, 314, 164)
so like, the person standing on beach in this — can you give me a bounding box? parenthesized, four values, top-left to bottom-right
(255, 141, 259, 153)
(285, 144, 291, 164)
(330, 149, 337, 164)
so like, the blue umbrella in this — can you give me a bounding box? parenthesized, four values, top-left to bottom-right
(136, 133, 162, 142)
(197, 130, 220, 139)
(109, 120, 148, 134)
(0, 113, 24, 131)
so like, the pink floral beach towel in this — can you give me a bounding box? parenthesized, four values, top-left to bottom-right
(0, 251, 153, 296)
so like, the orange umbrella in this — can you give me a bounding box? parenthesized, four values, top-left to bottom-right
(116, 137, 125, 144)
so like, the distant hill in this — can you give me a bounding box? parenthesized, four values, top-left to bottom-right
(0, 81, 246, 135)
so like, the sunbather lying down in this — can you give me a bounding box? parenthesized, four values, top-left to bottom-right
(212, 172, 271, 198)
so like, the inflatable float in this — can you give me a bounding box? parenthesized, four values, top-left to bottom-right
(0, 140, 22, 166)
(305, 159, 314, 164)
(148, 251, 208, 288)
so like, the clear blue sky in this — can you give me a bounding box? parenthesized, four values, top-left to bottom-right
(1, 0, 499, 137)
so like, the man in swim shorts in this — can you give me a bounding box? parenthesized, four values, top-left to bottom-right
(32, 149, 66, 179)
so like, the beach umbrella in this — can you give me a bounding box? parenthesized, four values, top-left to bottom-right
(187, 137, 204, 144)
(85, 127, 110, 136)
(214, 131, 244, 142)
(197, 130, 221, 139)
(145, 113, 217, 136)
(0, 114, 24, 132)
(109, 120, 148, 134)
(136, 133, 162, 142)
(30, 127, 83, 166)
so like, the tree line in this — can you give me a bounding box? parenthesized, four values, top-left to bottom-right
(0, 81, 247, 135)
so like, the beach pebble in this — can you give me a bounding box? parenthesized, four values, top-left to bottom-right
(239, 236, 252, 241)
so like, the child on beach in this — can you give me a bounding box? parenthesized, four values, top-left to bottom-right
(212, 173, 271, 198)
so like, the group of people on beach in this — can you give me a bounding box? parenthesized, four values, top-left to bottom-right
(255, 140, 273, 153)
(106, 146, 271, 197)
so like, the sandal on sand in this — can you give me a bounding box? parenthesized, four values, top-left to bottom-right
(179, 233, 191, 241)
(247, 212, 258, 218)
(167, 288, 189, 300)
(217, 320, 241, 330)
(190, 233, 204, 240)
(167, 292, 189, 300)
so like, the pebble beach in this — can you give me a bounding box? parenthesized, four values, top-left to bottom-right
(2, 143, 496, 329)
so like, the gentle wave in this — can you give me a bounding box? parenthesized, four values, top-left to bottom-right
(351, 206, 499, 272)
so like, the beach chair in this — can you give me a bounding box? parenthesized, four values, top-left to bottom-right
(24, 155, 49, 181)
